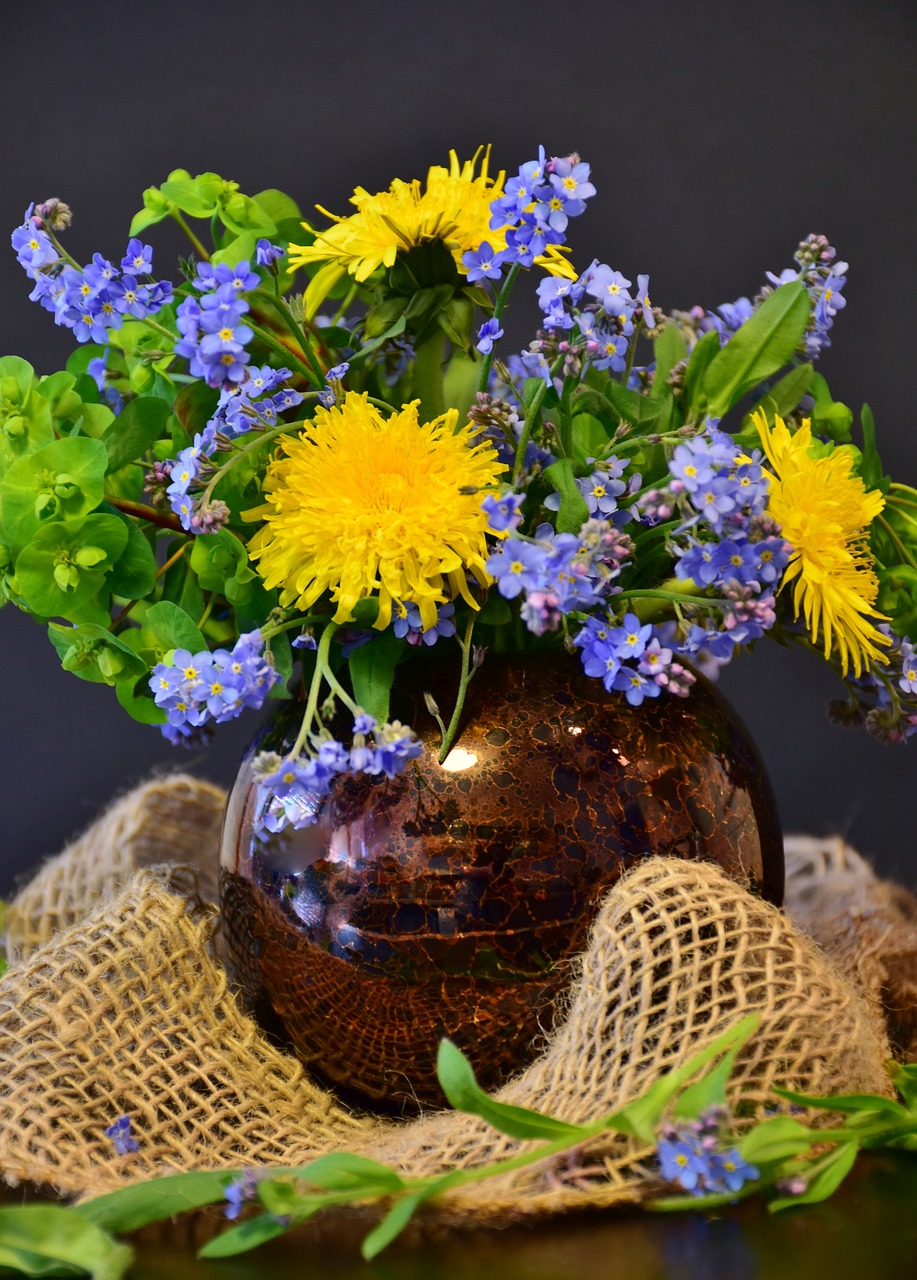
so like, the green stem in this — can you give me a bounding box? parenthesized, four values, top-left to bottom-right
(139, 315, 177, 343)
(169, 210, 211, 261)
(261, 614, 326, 642)
(477, 263, 522, 393)
(413, 329, 446, 420)
(437, 614, 478, 763)
(512, 357, 564, 484)
(877, 515, 917, 570)
(614, 589, 729, 608)
(248, 320, 323, 391)
(622, 318, 645, 386)
(44, 227, 81, 271)
(289, 622, 339, 758)
(201, 419, 302, 506)
(331, 282, 359, 326)
(251, 290, 326, 385)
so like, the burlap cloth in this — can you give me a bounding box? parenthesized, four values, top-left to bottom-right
(1, 774, 915, 1229)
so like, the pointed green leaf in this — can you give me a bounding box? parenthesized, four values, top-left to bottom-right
(738, 1116, 814, 1164)
(102, 397, 170, 474)
(768, 1142, 859, 1212)
(0, 1205, 133, 1280)
(544, 458, 589, 533)
(436, 1039, 588, 1141)
(650, 325, 688, 398)
(348, 630, 404, 725)
(682, 328, 721, 416)
(772, 1086, 908, 1118)
(198, 1212, 293, 1258)
(702, 281, 809, 417)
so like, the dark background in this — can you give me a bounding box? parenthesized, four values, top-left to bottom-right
(0, 0, 915, 894)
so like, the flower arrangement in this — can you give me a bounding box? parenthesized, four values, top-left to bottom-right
(5, 148, 917, 839)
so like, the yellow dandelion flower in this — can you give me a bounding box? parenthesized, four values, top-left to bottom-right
(288, 148, 575, 291)
(245, 392, 506, 631)
(755, 408, 890, 676)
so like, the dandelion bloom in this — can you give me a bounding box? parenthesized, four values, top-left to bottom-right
(246, 392, 505, 630)
(288, 149, 574, 285)
(755, 408, 890, 676)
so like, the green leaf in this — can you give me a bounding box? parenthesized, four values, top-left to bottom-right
(570, 412, 613, 465)
(544, 458, 589, 533)
(738, 1116, 814, 1164)
(478, 593, 512, 626)
(116, 676, 166, 725)
(348, 630, 404, 724)
(772, 1086, 909, 1119)
(219, 190, 277, 237)
(351, 312, 407, 362)
(78, 1171, 243, 1233)
(438, 294, 475, 354)
(682, 329, 722, 415)
(650, 326, 688, 397)
(266, 630, 292, 698)
(0, 355, 37, 400)
(142, 599, 205, 657)
(859, 404, 889, 492)
(361, 1189, 427, 1260)
(102, 397, 170, 474)
(15, 516, 127, 619)
(129, 186, 173, 237)
(890, 1061, 917, 1110)
(702, 282, 810, 417)
(198, 1213, 292, 1259)
(601, 380, 668, 429)
(748, 362, 814, 423)
(769, 1142, 859, 1212)
(609, 1014, 761, 1143)
(443, 354, 481, 425)
(0, 1205, 132, 1280)
(48, 623, 146, 686)
(159, 172, 220, 218)
(106, 520, 157, 598)
(212, 232, 258, 269)
(172, 382, 219, 438)
(672, 1035, 743, 1120)
(252, 188, 303, 224)
(436, 1039, 588, 1141)
(808, 371, 853, 443)
(1, 437, 108, 546)
(285, 1152, 405, 1193)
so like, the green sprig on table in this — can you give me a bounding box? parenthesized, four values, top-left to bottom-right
(1, 1016, 916, 1276)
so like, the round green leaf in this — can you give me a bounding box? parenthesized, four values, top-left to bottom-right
(15, 515, 128, 619)
(1, 436, 108, 546)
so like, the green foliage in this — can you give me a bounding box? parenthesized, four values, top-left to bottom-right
(15, 516, 128, 620)
(101, 398, 170, 474)
(190, 530, 256, 605)
(348, 630, 404, 724)
(1, 437, 108, 548)
(701, 281, 810, 417)
(48, 623, 147, 686)
(649, 325, 688, 397)
(141, 599, 205, 657)
(0, 1206, 132, 1280)
(437, 1039, 588, 1140)
(544, 458, 589, 533)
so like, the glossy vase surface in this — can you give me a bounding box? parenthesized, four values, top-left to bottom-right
(220, 653, 783, 1111)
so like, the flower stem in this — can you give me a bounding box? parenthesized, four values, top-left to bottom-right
(512, 356, 563, 484)
(413, 328, 446, 420)
(200, 419, 303, 507)
(107, 497, 183, 533)
(251, 290, 327, 385)
(437, 614, 478, 763)
(877, 515, 917, 570)
(477, 263, 521, 394)
(290, 622, 339, 758)
(247, 320, 323, 391)
(169, 210, 211, 262)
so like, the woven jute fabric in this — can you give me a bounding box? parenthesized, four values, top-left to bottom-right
(0, 775, 904, 1224)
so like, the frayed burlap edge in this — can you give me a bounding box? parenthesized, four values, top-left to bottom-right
(0, 777, 902, 1230)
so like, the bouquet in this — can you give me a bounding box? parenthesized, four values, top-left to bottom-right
(5, 147, 917, 840)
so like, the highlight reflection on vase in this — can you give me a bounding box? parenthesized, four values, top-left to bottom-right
(220, 653, 783, 1111)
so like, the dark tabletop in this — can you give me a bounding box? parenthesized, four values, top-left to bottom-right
(4, 1150, 917, 1280)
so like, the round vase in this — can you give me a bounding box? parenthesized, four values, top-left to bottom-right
(220, 652, 783, 1111)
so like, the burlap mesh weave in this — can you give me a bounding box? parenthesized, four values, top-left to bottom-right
(0, 775, 905, 1223)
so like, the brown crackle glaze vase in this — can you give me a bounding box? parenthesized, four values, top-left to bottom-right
(220, 652, 783, 1112)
